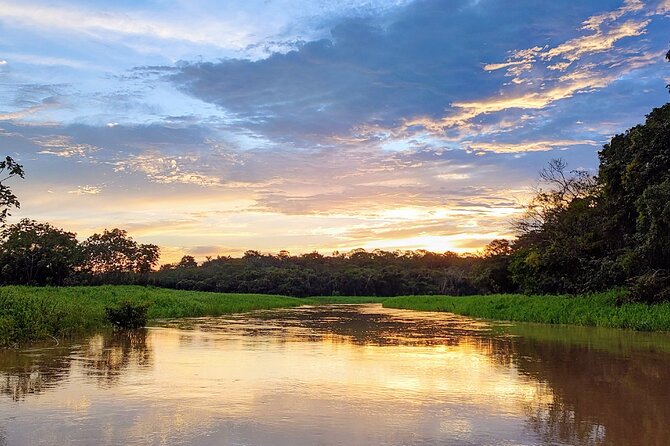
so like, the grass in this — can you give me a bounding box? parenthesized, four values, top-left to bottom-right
(383, 289, 670, 332)
(0, 285, 310, 347)
(7, 285, 670, 347)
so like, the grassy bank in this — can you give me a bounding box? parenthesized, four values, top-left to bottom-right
(0, 285, 311, 347)
(383, 290, 670, 331)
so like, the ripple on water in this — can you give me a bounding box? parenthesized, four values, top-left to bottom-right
(1, 303, 670, 445)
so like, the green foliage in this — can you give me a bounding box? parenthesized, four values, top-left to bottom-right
(623, 271, 670, 304)
(384, 290, 670, 331)
(473, 239, 516, 293)
(104, 301, 150, 329)
(596, 104, 670, 299)
(0, 219, 80, 285)
(0, 222, 162, 286)
(510, 102, 670, 300)
(151, 249, 504, 297)
(81, 229, 160, 276)
(0, 285, 309, 346)
(0, 156, 24, 225)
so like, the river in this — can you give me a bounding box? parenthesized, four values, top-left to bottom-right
(1, 304, 669, 445)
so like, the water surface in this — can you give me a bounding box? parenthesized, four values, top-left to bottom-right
(1, 304, 669, 445)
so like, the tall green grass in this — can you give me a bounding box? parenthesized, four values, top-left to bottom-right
(383, 290, 670, 331)
(0, 286, 309, 347)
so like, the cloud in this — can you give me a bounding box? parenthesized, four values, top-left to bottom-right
(171, 0, 589, 143)
(0, 1, 255, 50)
(0, 101, 58, 121)
(462, 139, 597, 154)
(485, 1, 653, 80)
(34, 135, 100, 157)
(1, 0, 667, 259)
(399, 2, 664, 137)
(544, 19, 649, 66)
(167, 0, 666, 154)
(1, 53, 99, 69)
(581, 0, 644, 31)
(68, 185, 102, 195)
(0, 0, 415, 58)
(114, 150, 223, 186)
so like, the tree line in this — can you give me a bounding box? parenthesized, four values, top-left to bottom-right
(151, 246, 512, 297)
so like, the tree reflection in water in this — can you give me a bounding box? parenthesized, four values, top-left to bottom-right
(0, 306, 669, 446)
(0, 329, 152, 399)
(513, 336, 670, 446)
(81, 329, 152, 385)
(220, 306, 670, 446)
(0, 343, 74, 401)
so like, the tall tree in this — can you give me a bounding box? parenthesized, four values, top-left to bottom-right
(81, 229, 160, 281)
(0, 219, 79, 285)
(509, 159, 610, 294)
(598, 103, 670, 301)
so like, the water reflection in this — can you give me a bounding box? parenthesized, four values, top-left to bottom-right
(81, 329, 152, 385)
(0, 304, 668, 446)
(509, 329, 670, 446)
(0, 329, 151, 400)
(0, 344, 74, 401)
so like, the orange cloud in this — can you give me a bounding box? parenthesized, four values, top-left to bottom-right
(463, 139, 596, 154)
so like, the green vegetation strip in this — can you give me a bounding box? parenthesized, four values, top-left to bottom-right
(383, 290, 670, 332)
(0, 285, 311, 347)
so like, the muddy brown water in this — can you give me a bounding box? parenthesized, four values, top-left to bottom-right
(1, 304, 669, 445)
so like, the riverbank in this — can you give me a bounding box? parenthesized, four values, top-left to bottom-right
(0, 286, 312, 347)
(7, 285, 670, 347)
(383, 290, 670, 331)
(0, 286, 391, 347)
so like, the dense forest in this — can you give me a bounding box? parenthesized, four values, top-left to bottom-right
(151, 246, 510, 297)
(0, 63, 668, 301)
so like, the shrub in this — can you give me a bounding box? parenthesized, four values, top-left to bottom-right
(104, 301, 150, 329)
(621, 270, 670, 304)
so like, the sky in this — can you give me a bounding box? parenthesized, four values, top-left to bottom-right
(0, 0, 668, 263)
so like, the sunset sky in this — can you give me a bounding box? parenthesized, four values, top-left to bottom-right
(1, 0, 668, 263)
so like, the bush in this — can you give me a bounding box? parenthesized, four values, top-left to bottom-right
(104, 301, 150, 329)
(621, 270, 670, 304)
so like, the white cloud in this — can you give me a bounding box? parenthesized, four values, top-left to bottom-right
(399, 1, 662, 136)
(34, 136, 100, 157)
(0, 1, 262, 51)
(0, 103, 54, 121)
(114, 150, 222, 186)
(463, 139, 596, 154)
(581, 0, 644, 31)
(68, 185, 102, 195)
(656, 0, 670, 14)
(0, 0, 414, 57)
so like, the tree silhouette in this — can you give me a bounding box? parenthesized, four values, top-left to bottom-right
(0, 156, 24, 226)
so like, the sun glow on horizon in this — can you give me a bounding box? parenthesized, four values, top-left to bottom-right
(0, 0, 667, 263)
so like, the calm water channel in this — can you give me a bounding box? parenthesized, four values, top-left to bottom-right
(1, 304, 669, 446)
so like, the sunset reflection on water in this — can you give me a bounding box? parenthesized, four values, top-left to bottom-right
(1, 304, 669, 445)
